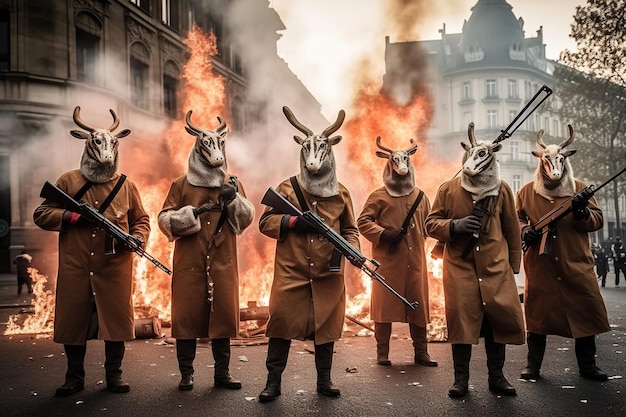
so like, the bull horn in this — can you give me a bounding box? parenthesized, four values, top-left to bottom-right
(72, 106, 96, 132)
(559, 124, 574, 148)
(467, 122, 477, 147)
(107, 109, 120, 132)
(375, 136, 393, 153)
(215, 116, 227, 134)
(536, 129, 547, 149)
(321, 109, 346, 138)
(282, 106, 313, 136)
(185, 110, 201, 133)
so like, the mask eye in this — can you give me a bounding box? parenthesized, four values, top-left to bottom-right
(203, 139, 209, 146)
(478, 150, 487, 158)
(95, 139, 102, 145)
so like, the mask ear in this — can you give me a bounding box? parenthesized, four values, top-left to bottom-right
(116, 129, 131, 139)
(531, 150, 542, 158)
(375, 151, 390, 159)
(562, 149, 577, 157)
(491, 143, 502, 153)
(293, 135, 304, 145)
(71, 130, 89, 140)
(328, 135, 342, 145)
(461, 142, 471, 152)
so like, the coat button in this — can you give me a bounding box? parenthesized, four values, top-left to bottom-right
(310, 262, 314, 267)
(475, 246, 480, 251)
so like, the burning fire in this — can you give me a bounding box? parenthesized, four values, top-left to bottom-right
(4, 268, 54, 335)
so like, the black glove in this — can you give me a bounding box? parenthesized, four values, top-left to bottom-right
(62, 210, 93, 226)
(380, 229, 403, 245)
(289, 215, 316, 234)
(522, 225, 541, 246)
(451, 215, 481, 235)
(572, 192, 590, 220)
(219, 182, 237, 203)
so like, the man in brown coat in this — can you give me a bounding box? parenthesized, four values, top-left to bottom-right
(516, 126, 610, 381)
(158, 111, 254, 391)
(258, 107, 359, 402)
(425, 124, 525, 398)
(357, 137, 436, 367)
(34, 107, 150, 396)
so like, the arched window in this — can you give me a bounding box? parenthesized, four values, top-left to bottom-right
(163, 61, 180, 118)
(130, 42, 150, 108)
(75, 12, 102, 83)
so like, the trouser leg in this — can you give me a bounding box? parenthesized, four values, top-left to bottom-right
(315, 341, 340, 397)
(212, 338, 241, 389)
(409, 323, 438, 366)
(521, 332, 546, 379)
(259, 337, 291, 402)
(575, 335, 608, 381)
(374, 322, 392, 365)
(176, 338, 196, 390)
(104, 341, 130, 393)
(448, 344, 471, 398)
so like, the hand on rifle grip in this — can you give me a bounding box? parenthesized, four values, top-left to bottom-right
(219, 182, 237, 204)
(522, 225, 541, 246)
(451, 215, 481, 235)
(380, 229, 403, 245)
(193, 203, 213, 218)
(288, 215, 316, 234)
(62, 210, 93, 226)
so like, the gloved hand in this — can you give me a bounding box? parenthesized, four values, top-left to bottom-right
(219, 182, 237, 203)
(116, 235, 145, 252)
(522, 225, 541, 246)
(288, 215, 316, 234)
(451, 215, 481, 235)
(572, 191, 590, 220)
(380, 229, 403, 245)
(62, 210, 93, 226)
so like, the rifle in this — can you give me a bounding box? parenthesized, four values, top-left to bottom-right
(526, 165, 626, 256)
(40, 181, 172, 275)
(432, 84, 553, 259)
(261, 187, 419, 310)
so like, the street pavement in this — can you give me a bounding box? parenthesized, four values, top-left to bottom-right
(1, 272, 626, 417)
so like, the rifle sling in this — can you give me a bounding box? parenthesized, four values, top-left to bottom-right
(462, 192, 499, 259)
(73, 174, 127, 214)
(400, 190, 424, 233)
(289, 176, 342, 271)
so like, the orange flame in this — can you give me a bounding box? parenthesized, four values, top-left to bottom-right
(4, 268, 54, 335)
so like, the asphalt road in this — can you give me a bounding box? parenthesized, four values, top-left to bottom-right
(1, 274, 625, 417)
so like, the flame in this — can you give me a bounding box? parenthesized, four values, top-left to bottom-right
(4, 268, 54, 335)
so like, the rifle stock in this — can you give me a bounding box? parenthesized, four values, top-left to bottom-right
(262, 187, 419, 310)
(40, 181, 172, 275)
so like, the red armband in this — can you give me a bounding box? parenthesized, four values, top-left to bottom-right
(288, 215, 298, 229)
(64, 211, 81, 224)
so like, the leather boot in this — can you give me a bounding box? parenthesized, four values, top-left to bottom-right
(374, 322, 392, 366)
(176, 339, 196, 390)
(410, 323, 438, 367)
(259, 338, 291, 402)
(485, 335, 516, 396)
(575, 336, 608, 381)
(520, 332, 546, 380)
(315, 342, 340, 397)
(55, 344, 86, 397)
(449, 344, 471, 398)
(212, 338, 242, 389)
(105, 341, 130, 393)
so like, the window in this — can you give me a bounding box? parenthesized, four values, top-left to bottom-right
(509, 110, 517, 123)
(487, 110, 497, 129)
(130, 0, 151, 14)
(507, 79, 517, 98)
(0, 9, 9, 71)
(512, 175, 521, 194)
(161, 0, 180, 30)
(463, 81, 471, 100)
(130, 57, 148, 108)
(510, 141, 519, 161)
(464, 112, 472, 129)
(553, 120, 560, 137)
(163, 61, 179, 118)
(486, 79, 497, 98)
(75, 13, 102, 84)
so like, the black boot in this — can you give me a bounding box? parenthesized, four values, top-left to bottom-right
(521, 332, 546, 380)
(176, 339, 196, 390)
(448, 344, 471, 398)
(576, 336, 608, 381)
(212, 338, 241, 389)
(55, 344, 86, 397)
(375, 322, 392, 366)
(105, 341, 130, 393)
(485, 336, 516, 396)
(410, 323, 438, 367)
(315, 342, 340, 397)
(259, 338, 291, 402)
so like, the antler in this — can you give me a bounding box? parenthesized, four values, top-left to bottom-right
(467, 122, 478, 147)
(185, 110, 200, 134)
(72, 106, 96, 132)
(107, 109, 120, 132)
(215, 116, 227, 134)
(375, 136, 393, 154)
(321, 110, 346, 138)
(559, 124, 574, 148)
(536, 129, 547, 150)
(282, 106, 313, 136)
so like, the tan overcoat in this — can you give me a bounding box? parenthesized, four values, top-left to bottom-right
(357, 187, 431, 324)
(424, 178, 525, 345)
(259, 176, 360, 345)
(160, 175, 252, 339)
(33, 169, 150, 345)
(516, 179, 610, 338)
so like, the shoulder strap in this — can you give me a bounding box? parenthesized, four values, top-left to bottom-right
(289, 176, 310, 212)
(99, 174, 127, 214)
(400, 190, 424, 232)
(73, 181, 93, 200)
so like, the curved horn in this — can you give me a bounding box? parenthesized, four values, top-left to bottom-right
(558, 124, 574, 148)
(536, 129, 547, 150)
(215, 116, 227, 134)
(375, 136, 393, 153)
(107, 109, 120, 132)
(321, 109, 346, 138)
(72, 106, 96, 132)
(185, 110, 201, 133)
(282, 106, 313, 136)
(467, 122, 477, 147)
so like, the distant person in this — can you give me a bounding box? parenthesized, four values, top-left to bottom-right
(593, 246, 609, 287)
(13, 250, 33, 295)
(612, 237, 626, 286)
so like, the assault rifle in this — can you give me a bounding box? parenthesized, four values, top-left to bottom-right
(525, 165, 626, 256)
(261, 187, 419, 310)
(40, 181, 172, 275)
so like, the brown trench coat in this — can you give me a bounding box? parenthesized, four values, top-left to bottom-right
(160, 175, 251, 339)
(357, 187, 431, 325)
(33, 169, 150, 345)
(516, 180, 610, 338)
(424, 178, 525, 345)
(259, 176, 360, 345)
